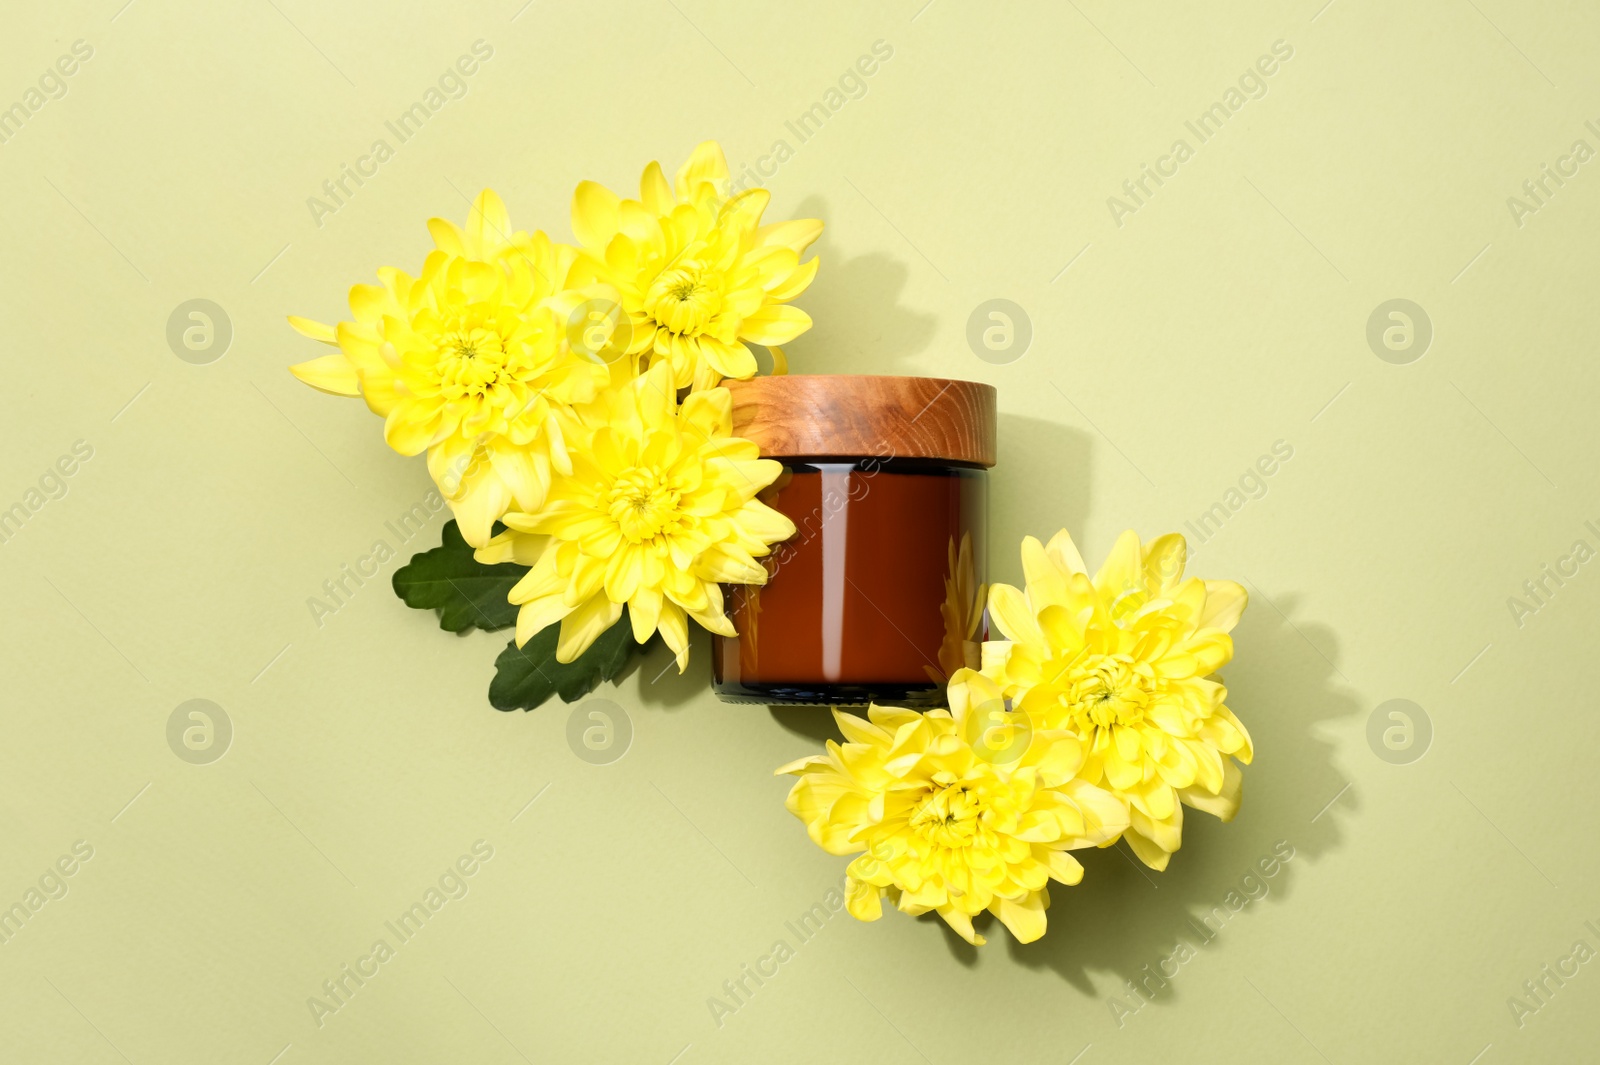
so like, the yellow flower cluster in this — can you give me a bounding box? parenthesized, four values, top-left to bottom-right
(779, 673, 1128, 946)
(779, 528, 1253, 945)
(288, 142, 817, 664)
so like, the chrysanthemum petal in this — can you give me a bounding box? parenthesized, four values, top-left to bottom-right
(845, 877, 883, 922)
(465, 189, 511, 258)
(1042, 528, 1088, 576)
(989, 583, 1046, 651)
(673, 140, 730, 200)
(288, 315, 338, 344)
(992, 893, 1048, 944)
(1093, 529, 1145, 601)
(1123, 829, 1171, 871)
(427, 217, 466, 258)
(737, 305, 813, 346)
(572, 180, 622, 250)
(1179, 758, 1242, 821)
(658, 600, 690, 672)
(756, 218, 824, 254)
(555, 595, 623, 663)
(1198, 580, 1249, 633)
(767, 255, 820, 301)
(514, 593, 574, 647)
(1142, 533, 1187, 592)
(289, 353, 361, 396)
(450, 469, 514, 548)
(639, 160, 673, 215)
(476, 528, 549, 568)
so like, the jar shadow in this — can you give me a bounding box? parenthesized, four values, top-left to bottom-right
(767, 704, 848, 744)
(991, 414, 1094, 567)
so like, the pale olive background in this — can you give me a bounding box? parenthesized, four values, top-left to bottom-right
(3, 1, 1597, 1062)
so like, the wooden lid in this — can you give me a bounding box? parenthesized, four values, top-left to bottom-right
(725, 375, 997, 467)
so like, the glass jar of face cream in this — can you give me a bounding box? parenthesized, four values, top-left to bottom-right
(711, 375, 997, 706)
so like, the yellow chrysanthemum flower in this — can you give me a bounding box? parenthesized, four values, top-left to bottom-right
(288, 190, 613, 546)
(567, 141, 823, 391)
(474, 361, 795, 670)
(983, 529, 1253, 871)
(776, 671, 1128, 946)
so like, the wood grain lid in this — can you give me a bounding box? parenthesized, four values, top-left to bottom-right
(725, 375, 997, 467)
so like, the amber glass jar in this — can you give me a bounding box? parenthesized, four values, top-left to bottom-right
(711, 375, 997, 706)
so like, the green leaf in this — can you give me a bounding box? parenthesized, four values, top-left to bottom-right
(489, 611, 643, 711)
(391, 520, 527, 633)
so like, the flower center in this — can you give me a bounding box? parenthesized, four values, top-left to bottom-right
(606, 468, 683, 543)
(1062, 655, 1153, 731)
(909, 784, 983, 850)
(645, 261, 723, 336)
(437, 325, 510, 395)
